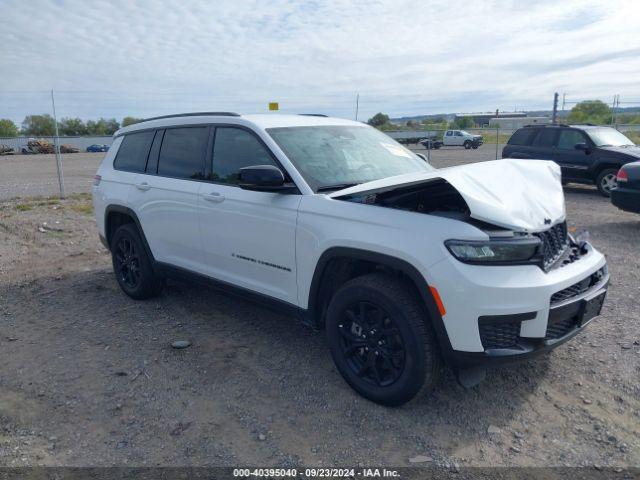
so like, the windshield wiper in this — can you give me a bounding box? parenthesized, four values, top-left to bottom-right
(316, 182, 361, 192)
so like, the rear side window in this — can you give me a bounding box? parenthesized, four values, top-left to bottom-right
(531, 129, 557, 147)
(157, 127, 209, 180)
(210, 127, 276, 184)
(507, 128, 535, 146)
(557, 129, 587, 150)
(113, 131, 155, 172)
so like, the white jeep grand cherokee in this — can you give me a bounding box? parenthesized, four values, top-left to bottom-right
(93, 112, 608, 406)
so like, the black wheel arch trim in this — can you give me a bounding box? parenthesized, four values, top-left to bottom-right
(308, 247, 456, 364)
(104, 205, 159, 273)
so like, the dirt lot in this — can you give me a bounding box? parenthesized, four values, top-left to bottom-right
(0, 151, 639, 469)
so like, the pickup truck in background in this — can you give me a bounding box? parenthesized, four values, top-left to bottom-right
(443, 130, 483, 149)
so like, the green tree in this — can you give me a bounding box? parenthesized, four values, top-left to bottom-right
(21, 114, 56, 136)
(0, 119, 18, 137)
(86, 118, 120, 135)
(367, 112, 390, 128)
(58, 117, 88, 136)
(453, 116, 474, 129)
(567, 100, 612, 125)
(122, 116, 143, 127)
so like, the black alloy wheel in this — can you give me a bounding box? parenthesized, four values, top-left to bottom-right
(338, 300, 405, 387)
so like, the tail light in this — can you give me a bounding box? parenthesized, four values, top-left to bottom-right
(93, 175, 102, 186)
(616, 169, 628, 182)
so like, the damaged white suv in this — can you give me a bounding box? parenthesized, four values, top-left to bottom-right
(93, 113, 609, 406)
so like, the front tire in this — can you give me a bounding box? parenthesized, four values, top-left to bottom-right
(463, 141, 471, 149)
(596, 168, 617, 197)
(325, 273, 441, 406)
(111, 224, 163, 299)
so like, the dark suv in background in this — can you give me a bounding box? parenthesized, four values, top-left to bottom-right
(502, 125, 639, 196)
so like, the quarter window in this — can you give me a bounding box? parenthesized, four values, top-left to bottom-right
(557, 129, 586, 150)
(157, 127, 208, 180)
(113, 131, 155, 173)
(210, 127, 276, 184)
(508, 128, 535, 146)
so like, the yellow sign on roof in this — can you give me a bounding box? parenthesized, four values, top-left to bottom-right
(268, 102, 279, 111)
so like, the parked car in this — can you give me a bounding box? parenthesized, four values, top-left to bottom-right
(60, 144, 80, 154)
(443, 130, 483, 149)
(419, 138, 443, 149)
(502, 125, 639, 197)
(0, 144, 15, 155)
(87, 144, 110, 152)
(611, 161, 640, 213)
(93, 113, 608, 406)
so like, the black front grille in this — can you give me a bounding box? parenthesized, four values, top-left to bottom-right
(545, 317, 578, 340)
(534, 222, 569, 270)
(550, 267, 606, 305)
(479, 322, 521, 349)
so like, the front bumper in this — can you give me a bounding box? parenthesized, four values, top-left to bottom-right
(450, 276, 608, 368)
(611, 186, 640, 213)
(426, 242, 608, 367)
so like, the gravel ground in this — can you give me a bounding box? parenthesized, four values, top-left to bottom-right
(0, 149, 638, 469)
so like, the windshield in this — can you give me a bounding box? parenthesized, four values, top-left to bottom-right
(267, 125, 433, 192)
(587, 128, 635, 147)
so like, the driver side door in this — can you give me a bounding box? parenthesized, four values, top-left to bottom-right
(198, 126, 302, 305)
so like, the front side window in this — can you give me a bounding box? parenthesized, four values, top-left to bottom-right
(267, 125, 433, 192)
(210, 127, 276, 184)
(113, 131, 155, 173)
(446, 131, 452, 136)
(157, 127, 208, 180)
(557, 129, 587, 150)
(455, 131, 463, 136)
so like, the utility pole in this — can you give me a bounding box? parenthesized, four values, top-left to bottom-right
(50, 89, 65, 198)
(562, 93, 566, 112)
(355, 93, 359, 121)
(612, 94, 619, 126)
(552, 92, 559, 124)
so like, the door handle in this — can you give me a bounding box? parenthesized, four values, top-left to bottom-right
(135, 182, 151, 191)
(203, 191, 225, 203)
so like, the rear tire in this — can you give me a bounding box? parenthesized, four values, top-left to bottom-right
(472, 145, 479, 149)
(325, 273, 441, 406)
(110, 224, 163, 299)
(596, 168, 617, 197)
(463, 141, 471, 149)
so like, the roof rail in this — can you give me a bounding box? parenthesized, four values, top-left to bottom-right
(138, 112, 241, 123)
(299, 113, 328, 117)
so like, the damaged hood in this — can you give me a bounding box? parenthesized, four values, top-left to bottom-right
(329, 159, 565, 232)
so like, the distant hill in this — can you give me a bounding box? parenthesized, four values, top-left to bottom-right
(391, 106, 640, 123)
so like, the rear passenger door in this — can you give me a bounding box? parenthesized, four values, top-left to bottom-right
(553, 128, 592, 181)
(198, 126, 301, 305)
(128, 126, 211, 272)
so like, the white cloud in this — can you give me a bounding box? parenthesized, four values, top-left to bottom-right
(0, 0, 638, 122)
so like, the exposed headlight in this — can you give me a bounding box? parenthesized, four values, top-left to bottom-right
(445, 238, 541, 264)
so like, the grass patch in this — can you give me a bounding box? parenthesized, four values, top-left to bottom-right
(15, 204, 33, 212)
(69, 202, 93, 215)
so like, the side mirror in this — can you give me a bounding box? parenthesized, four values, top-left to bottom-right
(574, 143, 590, 154)
(238, 165, 296, 192)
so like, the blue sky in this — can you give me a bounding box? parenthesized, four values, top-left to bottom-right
(1, 0, 639, 123)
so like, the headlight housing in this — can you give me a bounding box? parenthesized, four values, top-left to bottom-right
(445, 237, 541, 265)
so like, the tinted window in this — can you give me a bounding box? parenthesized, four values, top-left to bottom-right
(446, 131, 452, 136)
(211, 127, 276, 184)
(157, 127, 208, 180)
(557, 129, 587, 150)
(508, 128, 535, 146)
(113, 131, 155, 172)
(532, 129, 557, 147)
